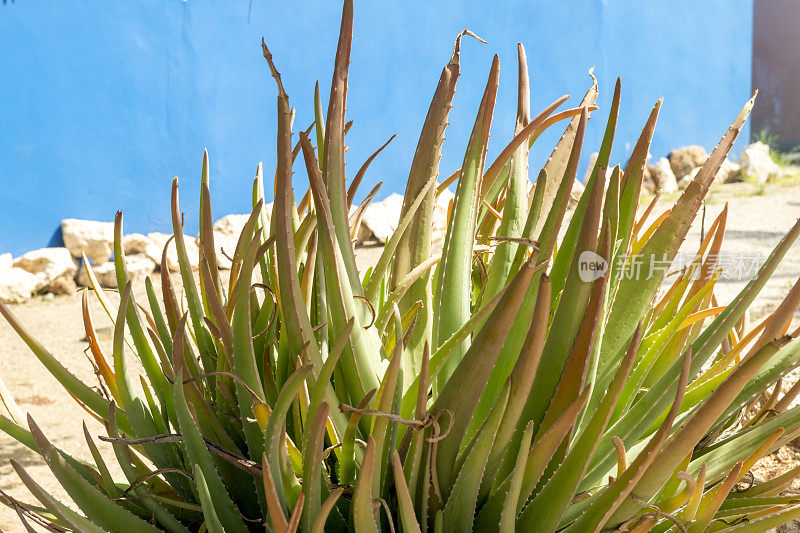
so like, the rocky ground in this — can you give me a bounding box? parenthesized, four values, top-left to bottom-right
(1, 182, 800, 531)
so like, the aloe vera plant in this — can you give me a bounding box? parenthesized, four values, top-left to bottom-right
(4, 3, 800, 532)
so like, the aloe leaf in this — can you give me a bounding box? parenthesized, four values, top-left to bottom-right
(81, 291, 119, 404)
(443, 381, 510, 532)
(263, 63, 318, 367)
(11, 460, 108, 533)
(402, 343, 430, 506)
(301, 402, 329, 531)
(27, 415, 162, 532)
(347, 134, 396, 207)
(321, 0, 363, 294)
(354, 436, 380, 533)
(523, 158, 608, 439)
(498, 420, 534, 533)
(264, 364, 315, 512)
(262, 42, 350, 437)
(199, 154, 223, 304)
(225, 230, 272, 523)
(171, 372, 247, 531)
(690, 404, 800, 484)
(475, 99, 589, 240)
(371, 311, 404, 495)
(377, 255, 440, 336)
(286, 491, 305, 532)
(171, 317, 251, 511)
(486, 108, 590, 442)
(193, 466, 225, 533)
(609, 335, 787, 523)
(549, 77, 620, 300)
(560, 352, 690, 533)
(613, 273, 718, 423)
(391, 31, 474, 367)
(341, 390, 377, 485)
(544, 224, 610, 437)
(306, 317, 353, 448)
(720, 505, 800, 533)
(252, 162, 275, 286)
(105, 404, 191, 533)
(583, 217, 800, 491)
(199, 260, 233, 355)
(475, 386, 591, 530)
(311, 488, 343, 533)
(348, 182, 382, 240)
(300, 130, 383, 404)
(159, 237, 183, 333)
(0, 414, 97, 485)
(145, 276, 174, 356)
(261, 455, 290, 533)
(433, 54, 500, 381)
(169, 179, 215, 369)
(716, 335, 800, 431)
(532, 71, 598, 237)
(597, 95, 755, 404)
(533, 322, 641, 522)
(82, 423, 120, 499)
(506, 168, 546, 278)
(392, 451, 422, 533)
(365, 173, 438, 303)
(687, 462, 743, 533)
(400, 274, 509, 418)
(112, 212, 172, 400)
(610, 99, 663, 287)
(432, 255, 539, 489)
(481, 43, 531, 303)
(730, 463, 800, 499)
(80, 251, 116, 320)
(479, 276, 550, 497)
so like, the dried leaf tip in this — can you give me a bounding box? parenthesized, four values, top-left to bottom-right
(451, 29, 486, 64)
(261, 38, 287, 97)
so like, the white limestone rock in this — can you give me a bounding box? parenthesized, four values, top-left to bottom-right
(123, 233, 152, 255)
(76, 254, 156, 288)
(13, 247, 77, 291)
(145, 233, 199, 272)
(651, 157, 678, 193)
(0, 253, 11, 271)
(359, 193, 404, 244)
(669, 145, 708, 179)
(719, 158, 742, 183)
(740, 141, 780, 184)
(432, 188, 455, 251)
(61, 219, 114, 264)
(213, 214, 251, 236)
(43, 275, 77, 296)
(76, 262, 115, 288)
(0, 268, 40, 303)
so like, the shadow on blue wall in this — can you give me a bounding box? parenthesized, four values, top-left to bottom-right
(46, 227, 64, 249)
(0, 1, 753, 256)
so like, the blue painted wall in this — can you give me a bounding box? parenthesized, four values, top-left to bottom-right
(0, 1, 753, 256)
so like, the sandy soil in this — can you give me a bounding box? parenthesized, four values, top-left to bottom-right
(1, 183, 800, 531)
